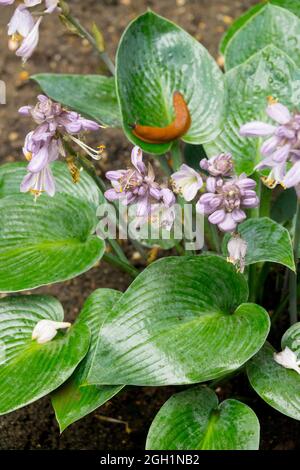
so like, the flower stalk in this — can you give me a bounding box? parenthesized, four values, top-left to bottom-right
(289, 200, 300, 324)
(59, 1, 115, 75)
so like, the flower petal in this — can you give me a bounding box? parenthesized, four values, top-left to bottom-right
(266, 102, 291, 125)
(240, 121, 276, 137)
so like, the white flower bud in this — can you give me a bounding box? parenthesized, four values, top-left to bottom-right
(273, 346, 300, 375)
(32, 320, 71, 344)
(227, 235, 248, 273)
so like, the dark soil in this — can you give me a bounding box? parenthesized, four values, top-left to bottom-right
(0, 0, 299, 450)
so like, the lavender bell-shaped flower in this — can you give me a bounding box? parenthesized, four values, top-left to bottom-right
(196, 173, 259, 232)
(16, 16, 42, 62)
(105, 147, 161, 215)
(19, 95, 101, 197)
(227, 235, 248, 273)
(200, 152, 234, 177)
(171, 164, 203, 201)
(240, 98, 300, 189)
(2, 0, 59, 60)
(105, 147, 177, 229)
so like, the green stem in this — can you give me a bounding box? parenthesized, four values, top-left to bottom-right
(171, 141, 182, 170)
(60, 7, 115, 75)
(103, 253, 139, 278)
(208, 223, 221, 253)
(259, 184, 272, 218)
(250, 172, 261, 219)
(289, 201, 300, 324)
(159, 155, 172, 176)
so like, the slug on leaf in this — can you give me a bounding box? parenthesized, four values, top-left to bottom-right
(132, 91, 191, 144)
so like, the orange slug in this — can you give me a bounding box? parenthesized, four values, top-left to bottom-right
(132, 91, 191, 144)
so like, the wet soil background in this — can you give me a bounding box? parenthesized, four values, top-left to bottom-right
(0, 0, 299, 450)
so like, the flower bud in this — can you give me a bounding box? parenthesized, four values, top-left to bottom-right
(274, 346, 300, 375)
(32, 320, 71, 344)
(227, 235, 247, 273)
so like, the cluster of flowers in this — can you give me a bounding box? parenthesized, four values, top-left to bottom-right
(0, 0, 59, 62)
(104, 149, 259, 271)
(105, 146, 176, 231)
(19, 94, 101, 198)
(171, 153, 259, 272)
(240, 97, 300, 193)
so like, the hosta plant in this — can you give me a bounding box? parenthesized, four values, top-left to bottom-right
(0, 0, 299, 451)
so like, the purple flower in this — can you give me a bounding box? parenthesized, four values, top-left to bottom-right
(15, 16, 42, 62)
(196, 174, 259, 232)
(20, 165, 55, 199)
(200, 153, 234, 177)
(105, 147, 177, 229)
(171, 164, 203, 201)
(2, 1, 59, 60)
(227, 235, 248, 273)
(240, 98, 300, 188)
(105, 147, 161, 215)
(8, 5, 34, 39)
(19, 95, 101, 198)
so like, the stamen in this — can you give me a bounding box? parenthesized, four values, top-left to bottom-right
(66, 156, 80, 184)
(267, 96, 278, 105)
(261, 176, 278, 189)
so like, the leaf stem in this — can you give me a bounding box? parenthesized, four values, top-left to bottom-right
(289, 200, 300, 324)
(60, 7, 115, 75)
(103, 253, 139, 278)
(259, 184, 272, 218)
(170, 140, 182, 170)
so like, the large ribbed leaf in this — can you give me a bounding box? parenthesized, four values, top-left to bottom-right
(222, 218, 295, 270)
(247, 338, 300, 420)
(32, 74, 122, 128)
(52, 289, 123, 432)
(0, 194, 105, 292)
(146, 386, 260, 450)
(0, 295, 90, 415)
(87, 255, 270, 386)
(0, 162, 103, 207)
(220, 1, 300, 55)
(248, 323, 300, 420)
(116, 11, 225, 155)
(224, 5, 300, 70)
(205, 46, 300, 175)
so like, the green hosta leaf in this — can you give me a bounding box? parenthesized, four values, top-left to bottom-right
(220, 1, 300, 55)
(0, 162, 103, 207)
(224, 5, 300, 70)
(0, 295, 90, 415)
(205, 46, 300, 175)
(0, 193, 105, 292)
(282, 323, 300, 356)
(52, 289, 123, 432)
(247, 339, 300, 420)
(220, 3, 265, 55)
(222, 217, 295, 271)
(146, 386, 260, 450)
(116, 11, 225, 155)
(87, 255, 270, 386)
(32, 74, 122, 128)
